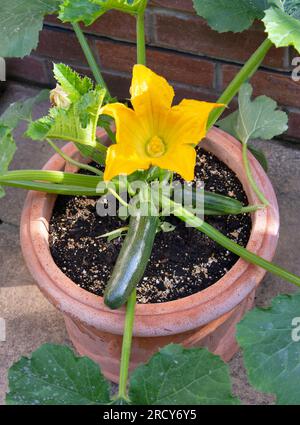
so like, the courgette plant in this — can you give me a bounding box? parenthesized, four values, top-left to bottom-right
(1, 0, 300, 405)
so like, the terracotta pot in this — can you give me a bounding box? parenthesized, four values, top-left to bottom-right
(20, 127, 279, 383)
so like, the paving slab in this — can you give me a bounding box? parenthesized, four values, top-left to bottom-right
(0, 82, 300, 405)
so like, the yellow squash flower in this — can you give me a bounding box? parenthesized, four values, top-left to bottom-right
(101, 65, 223, 181)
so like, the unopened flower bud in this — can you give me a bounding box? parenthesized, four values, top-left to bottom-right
(50, 85, 71, 109)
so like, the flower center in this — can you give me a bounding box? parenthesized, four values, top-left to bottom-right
(146, 136, 166, 158)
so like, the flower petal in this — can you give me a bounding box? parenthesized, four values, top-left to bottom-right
(163, 99, 224, 148)
(104, 144, 151, 181)
(100, 102, 149, 157)
(153, 144, 196, 182)
(130, 65, 175, 135)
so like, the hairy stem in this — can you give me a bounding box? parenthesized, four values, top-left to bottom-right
(242, 142, 269, 206)
(0, 180, 105, 196)
(137, 11, 146, 65)
(72, 22, 110, 94)
(208, 38, 273, 129)
(0, 170, 101, 187)
(162, 197, 300, 288)
(47, 139, 103, 177)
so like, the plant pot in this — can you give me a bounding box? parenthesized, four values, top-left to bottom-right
(20, 127, 279, 384)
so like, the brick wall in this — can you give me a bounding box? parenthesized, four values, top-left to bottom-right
(6, 0, 300, 141)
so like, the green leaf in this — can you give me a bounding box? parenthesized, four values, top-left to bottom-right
(237, 292, 300, 405)
(269, 0, 300, 19)
(218, 83, 288, 143)
(53, 63, 93, 103)
(284, 0, 300, 19)
(6, 344, 111, 405)
(59, 0, 103, 25)
(129, 344, 240, 405)
(0, 125, 17, 198)
(0, 90, 49, 130)
(26, 91, 104, 147)
(0, 0, 60, 58)
(26, 66, 106, 150)
(217, 111, 239, 137)
(192, 0, 270, 33)
(59, 0, 146, 25)
(263, 5, 300, 53)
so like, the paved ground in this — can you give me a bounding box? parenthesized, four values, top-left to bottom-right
(0, 82, 300, 405)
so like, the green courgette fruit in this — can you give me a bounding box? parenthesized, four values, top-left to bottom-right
(104, 214, 159, 309)
(179, 188, 245, 215)
(203, 191, 243, 214)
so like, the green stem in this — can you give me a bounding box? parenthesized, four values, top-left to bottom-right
(136, 11, 146, 65)
(47, 139, 103, 177)
(108, 188, 130, 208)
(163, 197, 300, 288)
(242, 142, 269, 206)
(240, 204, 264, 214)
(72, 22, 110, 94)
(118, 289, 137, 402)
(0, 180, 105, 196)
(0, 170, 101, 187)
(103, 125, 116, 144)
(208, 38, 273, 129)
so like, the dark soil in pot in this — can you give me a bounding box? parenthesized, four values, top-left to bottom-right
(49, 147, 251, 304)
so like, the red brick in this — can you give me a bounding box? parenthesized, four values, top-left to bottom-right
(35, 28, 89, 65)
(149, 0, 194, 13)
(6, 56, 50, 85)
(45, 11, 144, 43)
(96, 39, 215, 88)
(172, 84, 218, 104)
(72, 63, 217, 105)
(87, 10, 137, 42)
(103, 71, 132, 100)
(104, 70, 217, 104)
(153, 11, 287, 69)
(222, 64, 300, 108)
(285, 109, 300, 140)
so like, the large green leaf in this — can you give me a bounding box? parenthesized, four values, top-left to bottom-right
(218, 83, 288, 143)
(0, 91, 47, 198)
(0, 125, 17, 198)
(6, 344, 111, 405)
(237, 292, 300, 405)
(192, 0, 270, 33)
(59, 0, 146, 25)
(0, 90, 49, 130)
(284, 0, 300, 19)
(263, 4, 300, 53)
(129, 344, 240, 405)
(0, 0, 60, 58)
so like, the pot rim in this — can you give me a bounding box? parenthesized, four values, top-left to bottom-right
(20, 127, 280, 337)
